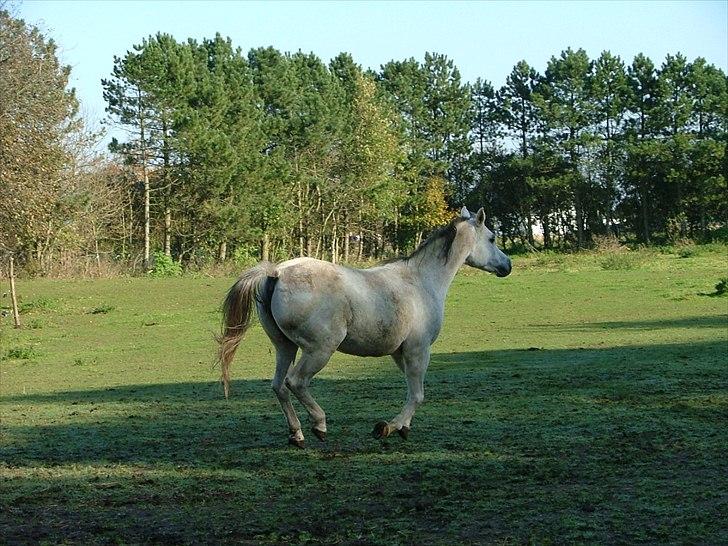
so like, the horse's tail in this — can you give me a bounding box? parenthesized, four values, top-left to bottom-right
(216, 262, 275, 398)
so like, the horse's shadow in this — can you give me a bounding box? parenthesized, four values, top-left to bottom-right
(3, 338, 725, 468)
(2, 375, 411, 467)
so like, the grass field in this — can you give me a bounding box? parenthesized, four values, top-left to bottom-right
(1, 248, 727, 545)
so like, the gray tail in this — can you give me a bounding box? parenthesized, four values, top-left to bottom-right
(216, 262, 275, 398)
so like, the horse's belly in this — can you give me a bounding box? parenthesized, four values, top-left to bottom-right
(337, 336, 399, 357)
(337, 321, 405, 357)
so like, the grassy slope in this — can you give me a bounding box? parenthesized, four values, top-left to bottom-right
(1, 249, 727, 545)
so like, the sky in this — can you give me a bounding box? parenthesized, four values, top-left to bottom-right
(15, 0, 728, 144)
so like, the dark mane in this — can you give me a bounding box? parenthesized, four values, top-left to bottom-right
(403, 217, 466, 264)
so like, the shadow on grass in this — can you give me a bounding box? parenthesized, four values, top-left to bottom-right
(530, 313, 727, 331)
(2, 339, 727, 466)
(2, 340, 727, 545)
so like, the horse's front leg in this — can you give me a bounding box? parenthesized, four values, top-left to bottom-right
(373, 344, 430, 440)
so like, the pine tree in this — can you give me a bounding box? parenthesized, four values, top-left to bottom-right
(536, 48, 596, 247)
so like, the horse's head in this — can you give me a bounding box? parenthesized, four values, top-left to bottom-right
(460, 206, 512, 277)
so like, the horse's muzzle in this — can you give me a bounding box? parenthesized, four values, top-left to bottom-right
(495, 260, 512, 277)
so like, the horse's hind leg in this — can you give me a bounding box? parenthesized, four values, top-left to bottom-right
(285, 348, 334, 442)
(271, 341, 304, 448)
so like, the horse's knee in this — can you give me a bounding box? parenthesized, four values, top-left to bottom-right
(272, 379, 289, 399)
(284, 375, 303, 393)
(413, 392, 424, 405)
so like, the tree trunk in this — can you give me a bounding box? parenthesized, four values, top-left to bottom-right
(143, 169, 150, 268)
(261, 233, 270, 262)
(9, 257, 21, 329)
(218, 240, 227, 263)
(315, 235, 322, 260)
(331, 215, 338, 264)
(297, 180, 304, 257)
(93, 223, 101, 268)
(574, 190, 584, 249)
(162, 116, 172, 258)
(393, 206, 400, 255)
(357, 201, 364, 260)
(128, 198, 134, 258)
(541, 212, 552, 249)
(526, 211, 535, 246)
(640, 189, 651, 243)
(138, 87, 151, 270)
(164, 207, 172, 258)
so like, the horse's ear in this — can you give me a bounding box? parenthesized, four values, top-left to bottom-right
(476, 208, 485, 225)
(460, 206, 471, 219)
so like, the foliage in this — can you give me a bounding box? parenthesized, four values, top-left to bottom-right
(2, 346, 39, 360)
(89, 304, 115, 315)
(599, 251, 643, 271)
(715, 278, 727, 296)
(18, 297, 60, 313)
(232, 245, 260, 269)
(0, 10, 93, 268)
(148, 251, 182, 277)
(675, 239, 697, 258)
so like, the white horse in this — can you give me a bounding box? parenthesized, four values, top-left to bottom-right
(217, 206, 511, 447)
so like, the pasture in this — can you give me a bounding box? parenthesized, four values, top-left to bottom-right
(1, 248, 727, 545)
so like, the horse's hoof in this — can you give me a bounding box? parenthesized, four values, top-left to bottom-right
(288, 437, 305, 449)
(372, 421, 390, 439)
(311, 427, 327, 442)
(398, 426, 410, 440)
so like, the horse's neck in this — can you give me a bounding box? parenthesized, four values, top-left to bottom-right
(409, 239, 469, 302)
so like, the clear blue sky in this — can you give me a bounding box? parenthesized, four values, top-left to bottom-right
(17, 0, 728, 139)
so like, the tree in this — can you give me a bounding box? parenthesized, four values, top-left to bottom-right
(536, 48, 596, 247)
(467, 77, 502, 222)
(497, 61, 542, 245)
(103, 38, 163, 268)
(623, 53, 660, 242)
(0, 10, 83, 267)
(339, 72, 405, 259)
(379, 53, 472, 199)
(499, 60, 540, 158)
(422, 52, 473, 203)
(590, 51, 630, 231)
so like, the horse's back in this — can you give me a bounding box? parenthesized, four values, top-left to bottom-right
(269, 258, 418, 356)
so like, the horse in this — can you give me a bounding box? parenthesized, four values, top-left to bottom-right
(217, 206, 512, 448)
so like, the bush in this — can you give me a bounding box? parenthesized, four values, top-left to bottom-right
(3, 346, 39, 360)
(19, 297, 59, 313)
(232, 244, 259, 268)
(674, 239, 697, 258)
(593, 235, 627, 253)
(89, 304, 115, 314)
(600, 252, 642, 271)
(533, 251, 567, 270)
(715, 278, 728, 296)
(666, 213, 688, 243)
(149, 251, 182, 278)
(594, 235, 643, 271)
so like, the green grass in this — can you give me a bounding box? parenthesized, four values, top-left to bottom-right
(1, 249, 727, 545)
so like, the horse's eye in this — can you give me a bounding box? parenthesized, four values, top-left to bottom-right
(489, 237, 495, 244)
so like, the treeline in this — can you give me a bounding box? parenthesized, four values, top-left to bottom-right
(1, 10, 726, 274)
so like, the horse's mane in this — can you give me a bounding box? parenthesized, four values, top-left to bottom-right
(381, 217, 465, 266)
